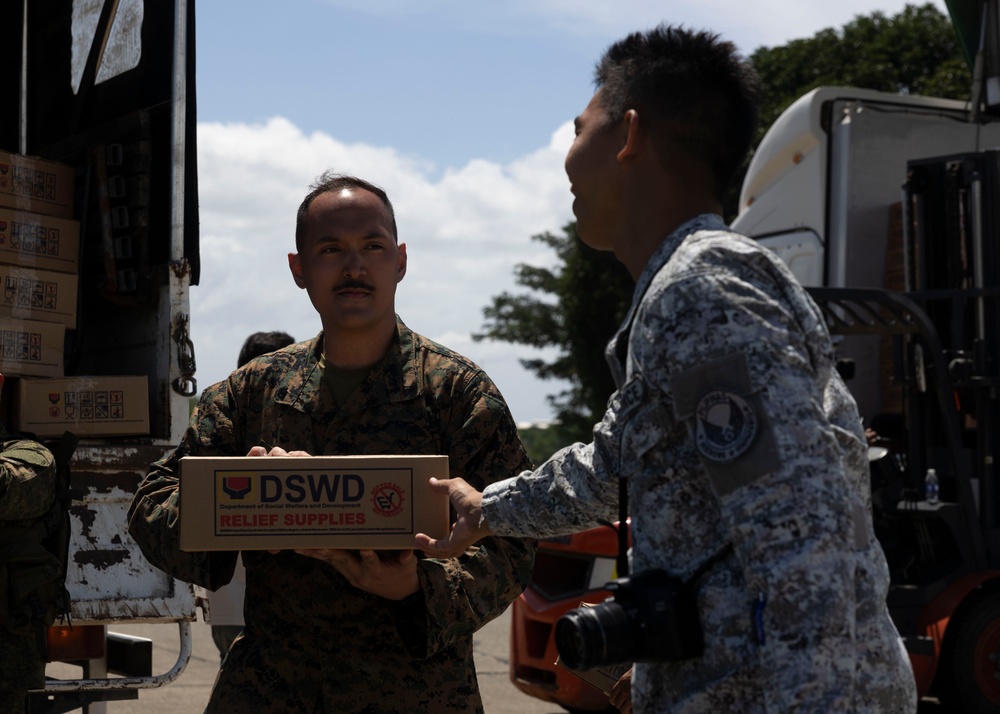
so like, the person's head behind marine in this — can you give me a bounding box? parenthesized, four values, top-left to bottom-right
(288, 173, 407, 367)
(564, 25, 760, 273)
(237, 331, 295, 368)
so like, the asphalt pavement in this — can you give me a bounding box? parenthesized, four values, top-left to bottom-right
(46, 606, 571, 714)
(45, 611, 946, 713)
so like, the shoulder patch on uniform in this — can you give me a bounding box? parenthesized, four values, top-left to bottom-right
(669, 352, 781, 497)
(694, 390, 758, 463)
(671, 352, 752, 421)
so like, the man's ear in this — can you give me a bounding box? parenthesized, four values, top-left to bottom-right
(617, 109, 641, 162)
(396, 243, 408, 283)
(288, 253, 306, 289)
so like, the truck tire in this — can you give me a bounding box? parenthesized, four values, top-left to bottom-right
(936, 594, 1000, 713)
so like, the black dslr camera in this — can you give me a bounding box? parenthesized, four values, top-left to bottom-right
(554, 568, 703, 671)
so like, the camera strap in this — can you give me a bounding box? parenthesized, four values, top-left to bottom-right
(617, 476, 629, 577)
(686, 542, 734, 589)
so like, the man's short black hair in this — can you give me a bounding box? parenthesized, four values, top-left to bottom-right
(238, 331, 295, 368)
(595, 25, 761, 200)
(294, 172, 398, 251)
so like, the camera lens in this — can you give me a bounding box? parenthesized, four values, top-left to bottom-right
(555, 600, 633, 671)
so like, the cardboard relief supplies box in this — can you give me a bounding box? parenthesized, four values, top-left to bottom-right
(0, 208, 80, 273)
(0, 264, 78, 328)
(179, 455, 450, 551)
(0, 318, 64, 378)
(13, 375, 150, 437)
(0, 151, 75, 219)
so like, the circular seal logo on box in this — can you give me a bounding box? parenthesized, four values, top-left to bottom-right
(695, 390, 757, 462)
(371, 482, 405, 518)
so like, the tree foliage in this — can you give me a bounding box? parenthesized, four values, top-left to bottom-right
(517, 423, 573, 467)
(476, 223, 633, 445)
(723, 2, 972, 216)
(489, 4, 972, 439)
(749, 2, 971, 142)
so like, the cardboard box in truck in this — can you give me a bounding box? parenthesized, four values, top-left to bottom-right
(0, 318, 64, 378)
(0, 151, 75, 219)
(179, 455, 450, 551)
(0, 208, 80, 273)
(0, 265, 78, 328)
(13, 375, 149, 437)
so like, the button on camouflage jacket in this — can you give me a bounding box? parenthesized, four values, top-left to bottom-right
(128, 320, 535, 713)
(482, 215, 917, 713)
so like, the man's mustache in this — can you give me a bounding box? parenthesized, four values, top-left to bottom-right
(334, 280, 375, 292)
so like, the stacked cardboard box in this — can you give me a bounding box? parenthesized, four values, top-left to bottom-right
(0, 150, 149, 436)
(0, 151, 77, 379)
(12, 375, 149, 437)
(0, 208, 80, 273)
(0, 151, 76, 219)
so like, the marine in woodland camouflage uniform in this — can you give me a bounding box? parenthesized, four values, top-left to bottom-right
(128, 172, 535, 713)
(416, 26, 917, 713)
(128, 323, 534, 713)
(0, 431, 57, 713)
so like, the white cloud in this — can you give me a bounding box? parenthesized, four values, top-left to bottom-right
(191, 117, 576, 423)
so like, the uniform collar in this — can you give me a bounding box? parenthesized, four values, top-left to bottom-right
(604, 214, 728, 385)
(278, 316, 422, 420)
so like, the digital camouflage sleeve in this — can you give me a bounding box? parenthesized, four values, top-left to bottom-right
(482, 215, 916, 713)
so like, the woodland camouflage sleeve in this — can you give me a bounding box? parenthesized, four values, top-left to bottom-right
(126, 384, 238, 590)
(0, 439, 56, 520)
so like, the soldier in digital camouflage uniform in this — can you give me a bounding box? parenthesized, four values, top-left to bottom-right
(127, 174, 535, 713)
(0, 417, 57, 713)
(416, 26, 918, 713)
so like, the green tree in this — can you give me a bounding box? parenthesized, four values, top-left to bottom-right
(517, 423, 571, 467)
(750, 2, 970, 140)
(476, 223, 633, 445)
(724, 2, 971, 216)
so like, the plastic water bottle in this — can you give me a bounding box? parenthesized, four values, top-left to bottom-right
(924, 468, 940, 505)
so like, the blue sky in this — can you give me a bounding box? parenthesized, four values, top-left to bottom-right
(189, 0, 950, 424)
(195, 1, 600, 169)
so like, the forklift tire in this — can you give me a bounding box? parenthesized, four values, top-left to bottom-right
(936, 594, 1000, 713)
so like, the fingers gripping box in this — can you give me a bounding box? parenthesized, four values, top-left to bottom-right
(179, 455, 450, 551)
